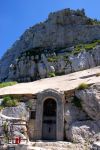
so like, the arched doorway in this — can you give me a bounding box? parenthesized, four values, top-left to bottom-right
(42, 98, 57, 140)
(36, 89, 64, 141)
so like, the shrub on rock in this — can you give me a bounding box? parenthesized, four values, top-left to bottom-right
(1, 96, 18, 107)
(77, 83, 89, 90)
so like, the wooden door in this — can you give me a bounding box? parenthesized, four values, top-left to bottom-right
(42, 99, 57, 140)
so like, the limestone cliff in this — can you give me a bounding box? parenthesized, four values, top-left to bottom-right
(0, 8, 100, 82)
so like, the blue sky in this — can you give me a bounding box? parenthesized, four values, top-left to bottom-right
(0, 0, 100, 58)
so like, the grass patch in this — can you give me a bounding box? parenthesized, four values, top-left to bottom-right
(72, 39, 100, 55)
(77, 83, 89, 90)
(72, 44, 83, 55)
(0, 82, 17, 88)
(56, 71, 65, 76)
(0, 105, 4, 111)
(84, 42, 97, 51)
(1, 96, 19, 107)
(96, 72, 100, 77)
(47, 56, 62, 62)
(48, 72, 56, 77)
(86, 18, 100, 25)
(72, 96, 82, 108)
(63, 55, 69, 61)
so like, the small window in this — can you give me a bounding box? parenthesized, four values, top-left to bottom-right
(30, 111, 36, 119)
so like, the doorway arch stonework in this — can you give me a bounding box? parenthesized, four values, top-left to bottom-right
(35, 89, 64, 141)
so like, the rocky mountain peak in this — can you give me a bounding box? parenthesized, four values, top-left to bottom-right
(48, 8, 86, 24)
(0, 8, 100, 82)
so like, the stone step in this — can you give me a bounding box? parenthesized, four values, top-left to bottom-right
(27, 146, 46, 150)
(39, 146, 70, 150)
(32, 141, 85, 150)
(33, 141, 67, 146)
(6, 141, 88, 150)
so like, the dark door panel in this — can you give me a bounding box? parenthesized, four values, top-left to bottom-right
(42, 99, 57, 140)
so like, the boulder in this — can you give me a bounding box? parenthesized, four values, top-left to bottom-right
(2, 102, 29, 120)
(65, 120, 100, 144)
(75, 83, 100, 120)
(64, 103, 88, 127)
(69, 51, 95, 72)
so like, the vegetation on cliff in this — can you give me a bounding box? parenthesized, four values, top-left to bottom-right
(72, 39, 100, 55)
(77, 83, 89, 90)
(0, 82, 17, 88)
(1, 95, 19, 107)
(0, 8, 100, 82)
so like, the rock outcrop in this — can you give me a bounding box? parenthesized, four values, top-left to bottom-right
(64, 103, 89, 130)
(0, 102, 29, 142)
(65, 83, 100, 146)
(0, 8, 100, 82)
(75, 83, 100, 120)
(2, 102, 29, 120)
(66, 120, 100, 144)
